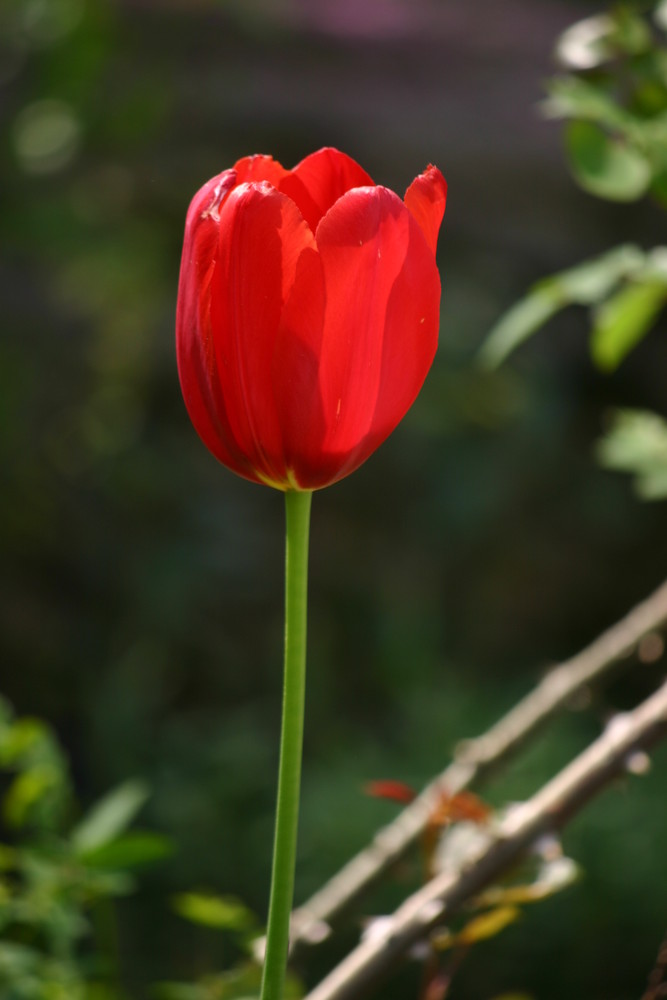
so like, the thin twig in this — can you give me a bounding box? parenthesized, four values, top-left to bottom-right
(290, 579, 667, 951)
(304, 679, 667, 1000)
(642, 928, 667, 1000)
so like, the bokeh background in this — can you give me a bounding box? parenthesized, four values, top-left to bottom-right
(3, 0, 667, 997)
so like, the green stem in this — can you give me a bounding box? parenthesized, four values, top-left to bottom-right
(260, 488, 313, 1000)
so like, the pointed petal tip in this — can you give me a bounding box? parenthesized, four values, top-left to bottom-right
(285, 147, 376, 232)
(404, 165, 447, 255)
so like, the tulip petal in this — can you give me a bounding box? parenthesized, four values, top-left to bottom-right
(233, 153, 289, 187)
(404, 165, 448, 255)
(177, 151, 444, 490)
(208, 182, 326, 488)
(280, 147, 374, 233)
(315, 185, 440, 483)
(177, 169, 250, 473)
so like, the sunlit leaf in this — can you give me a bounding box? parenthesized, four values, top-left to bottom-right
(607, 6, 653, 57)
(566, 120, 651, 201)
(457, 905, 521, 944)
(641, 246, 667, 281)
(479, 245, 644, 367)
(172, 892, 258, 933)
(544, 76, 633, 132)
(432, 906, 520, 951)
(71, 780, 149, 853)
(0, 845, 17, 871)
(597, 408, 667, 499)
(3, 766, 61, 828)
(0, 718, 48, 766)
(591, 278, 667, 370)
(556, 15, 616, 70)
(556, 7, 649, 68)
(656, 0, 667, 31)
(80, 831, 173, 870)
(477, 856, 580, 907)
(478, 288, 561, 369)
(0, 940, 40, 976)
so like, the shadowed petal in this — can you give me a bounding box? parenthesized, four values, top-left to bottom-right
(176, 169, 253, 475)
(404, 165, 447, 255)
(209, 182, 325, 487)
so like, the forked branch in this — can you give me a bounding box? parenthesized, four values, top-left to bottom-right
(304, 679, 667, 1000)
(290, 579, 667, 952)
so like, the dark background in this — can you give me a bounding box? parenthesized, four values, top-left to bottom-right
(2, 0, 667, 997)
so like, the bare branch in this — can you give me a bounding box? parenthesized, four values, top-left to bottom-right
(304, 679, 667, 1000)
(291, 579, 667, 951)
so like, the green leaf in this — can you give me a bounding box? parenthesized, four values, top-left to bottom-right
(478, 288, 561, 370)
(80, 831, 173, 870)
(546, 245, 645, 302)
(597, 409, 667, 500)
(566, 120, 651, 201)
(172, 892, 258, 933)
(591, 278, 667, 371)
(0, 844, 17, 870)
(71, 779, 149, 853)
(477, 856, 580, 907)
(456, 905, 521, 944)
(3, 766, 61, 828)
(656, 0, 667, 31)
(0, 718, 48, 766)
(479, 245, 644, 368)
(432, 906, 521, 951)
(544, 76, 633, 132)
(555, 14, 616, 70)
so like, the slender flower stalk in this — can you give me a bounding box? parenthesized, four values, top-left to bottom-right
(175, 147, 446, 996)
(261, 489, 312, 1000)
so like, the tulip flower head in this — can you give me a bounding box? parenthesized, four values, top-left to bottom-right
(176, 147, 446, 490)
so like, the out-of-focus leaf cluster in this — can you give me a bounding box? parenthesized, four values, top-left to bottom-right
(480, 244, 667, 371)
(480, 3, 667, 503)
(546, 4, 667, 203)
(597, 408, 667, 498)
(0, 696, 171, 999)
(0, 696, 300, 999)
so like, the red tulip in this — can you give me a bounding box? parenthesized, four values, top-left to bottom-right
(176, 147, 446, 490)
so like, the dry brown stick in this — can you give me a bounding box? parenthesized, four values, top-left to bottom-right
(304, 679, 667, 1000)
(290, 578, 667, 951)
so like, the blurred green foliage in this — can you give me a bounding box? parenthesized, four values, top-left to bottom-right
(0, 696, 171, 999)
(597, 408, 667, 497)
(482, 2, 667, 506)
(547, 4, 667, 203)
(0, 698, 288, 1000)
